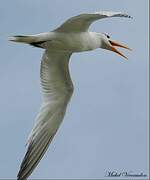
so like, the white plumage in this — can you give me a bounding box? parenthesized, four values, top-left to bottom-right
(10, 11, 132, 180)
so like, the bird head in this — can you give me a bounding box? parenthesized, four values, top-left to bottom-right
(100, 33, 132, 60)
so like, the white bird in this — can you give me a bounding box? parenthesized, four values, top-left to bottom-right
(10, 11, 132, 180)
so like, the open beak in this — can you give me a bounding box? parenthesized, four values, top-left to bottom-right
(109, 40, 132, 60)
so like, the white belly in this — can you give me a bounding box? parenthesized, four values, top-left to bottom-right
(42, 32, 101, 52)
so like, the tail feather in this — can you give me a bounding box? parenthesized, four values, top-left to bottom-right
(9, 35, 46, 48)
(9, 35, 36, 44)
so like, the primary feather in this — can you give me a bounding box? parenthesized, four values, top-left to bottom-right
(17, 51, 73, 180)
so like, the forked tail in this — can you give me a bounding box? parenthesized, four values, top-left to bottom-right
(9, 35, 36, 44)
(9, 35, 47, 48)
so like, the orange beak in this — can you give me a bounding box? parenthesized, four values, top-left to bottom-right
(109, 40, 132, 60)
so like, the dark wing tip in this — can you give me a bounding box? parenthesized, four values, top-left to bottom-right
(124, 14, 133, 19)
(114, 13, 133, 19)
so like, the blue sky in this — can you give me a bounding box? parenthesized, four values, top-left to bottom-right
(0, 0, 149, 179)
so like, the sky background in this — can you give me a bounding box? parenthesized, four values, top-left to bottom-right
(0, 0, 149, 179)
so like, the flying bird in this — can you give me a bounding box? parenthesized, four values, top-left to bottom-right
(9, 11, 132, 180)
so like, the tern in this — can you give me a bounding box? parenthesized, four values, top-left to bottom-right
(10, 11, 132, 180)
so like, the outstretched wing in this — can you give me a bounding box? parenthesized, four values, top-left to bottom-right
(17, 51, 73, 180)
(54, 11, 132, 32)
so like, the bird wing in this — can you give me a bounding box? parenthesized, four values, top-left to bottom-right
(17, 50, 73, 180)
(54, 11, 132, 32)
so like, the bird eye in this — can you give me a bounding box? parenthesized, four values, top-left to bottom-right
(102, 33, 110, 39)
(106, 34, 110, 39)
